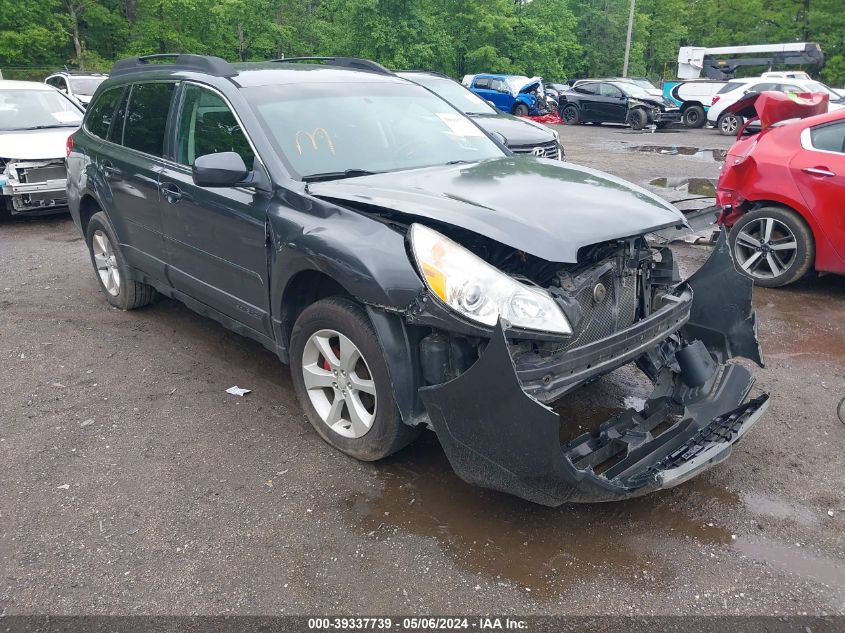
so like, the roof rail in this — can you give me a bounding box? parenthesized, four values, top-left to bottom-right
(111, 54, 237, 78)
(269, 57, 393, 76)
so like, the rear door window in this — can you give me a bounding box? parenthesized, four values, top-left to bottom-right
(174, 84, 255, 168)
(122, 82, 177, 157)
(85, 86, 125, 140)
(810, 121, 845, 153)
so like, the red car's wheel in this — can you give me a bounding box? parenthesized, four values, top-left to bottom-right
(728, 206, 815, 287)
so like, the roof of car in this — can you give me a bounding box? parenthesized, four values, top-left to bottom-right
(0, 80, 56, 91)
(101, 55, 410, 89)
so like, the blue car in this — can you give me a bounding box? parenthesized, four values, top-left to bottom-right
(466, 74, 549, 116)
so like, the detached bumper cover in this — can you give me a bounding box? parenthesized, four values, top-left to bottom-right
(419, 234, 768, 505)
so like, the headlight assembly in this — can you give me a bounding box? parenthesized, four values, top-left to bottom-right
(409, 223, 572, 335)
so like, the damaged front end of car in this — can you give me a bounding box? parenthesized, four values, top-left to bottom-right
(1, 158, 69, 213)
(411, 231, 767, 505)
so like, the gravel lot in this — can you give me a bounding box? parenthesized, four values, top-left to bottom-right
(1, 123, 844, 617)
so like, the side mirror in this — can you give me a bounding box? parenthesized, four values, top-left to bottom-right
(485, 99, 497, 109)
(192, 152, 249, 187)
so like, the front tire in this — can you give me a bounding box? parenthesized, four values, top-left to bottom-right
(85, 212, 155, 309)
(627, 108, 648, 130)
(717, 112, 742, 136)
(728, 206, 814, 287)
(682, 104, 706, 128)
(560, 104, 580, 125)
(290, 297, 420, 461)
(512, 102, 530, 117)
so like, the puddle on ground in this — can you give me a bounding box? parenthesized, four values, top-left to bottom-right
(753, 279, 845, 362)
(733, 536, 845, 590)
(345, 372, 737, 596)
(630, 145, 727, 162)
(649, 177, 716, 197)
(741, 492, 821, 527)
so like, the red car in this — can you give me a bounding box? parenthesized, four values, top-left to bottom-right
(717, 105, 845, 287)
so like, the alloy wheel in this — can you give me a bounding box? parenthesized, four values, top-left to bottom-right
(92, 229, 121, 296)
(733, 217, 798, 280)
(301, 328, 377, 439)
(720, 114, 739, 135)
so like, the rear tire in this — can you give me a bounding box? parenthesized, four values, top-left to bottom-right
(627, 108, 648, 130)
(560, 104, 580, 125)
(290, 297, 421, 461)
(85, 211, 155, 309)
(0, 196, 11, 221)
(512, 102, 530, 117)
(728, 206, 814, 287)
(682, 105, 706, 128)
(717, 112, 742, 136)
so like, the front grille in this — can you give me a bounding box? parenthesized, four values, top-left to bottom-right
(510, 140, 559, 159)
(563, 266, 639, 349)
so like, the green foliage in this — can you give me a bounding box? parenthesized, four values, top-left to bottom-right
(0, 0, 843, 87)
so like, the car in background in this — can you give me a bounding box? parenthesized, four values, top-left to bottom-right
(662, 79, 727, 128)
(1, 80, 83, 218)
(707, 77, 845, 135)
(45, 71, 108, 107)
(467, 73, 552, 116)
(558, 79, 681, 130)
(717, 108, 845, 287)
(399, 71, 562, 159)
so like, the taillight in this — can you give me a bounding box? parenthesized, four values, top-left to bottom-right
(66, 135, 73, 157)
(711, 95, 720, 106)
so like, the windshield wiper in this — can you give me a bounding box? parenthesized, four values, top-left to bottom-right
(302, 169, 380, 182)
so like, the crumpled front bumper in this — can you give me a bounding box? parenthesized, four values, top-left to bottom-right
(418, 235, 768, 505)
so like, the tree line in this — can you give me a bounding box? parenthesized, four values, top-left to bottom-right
(1, 0, 843, 85)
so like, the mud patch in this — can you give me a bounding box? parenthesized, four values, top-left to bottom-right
(630, 146, 727, 162)
(649, 177, 716, 197)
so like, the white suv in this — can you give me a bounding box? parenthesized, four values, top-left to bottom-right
(707, 76, 844, 135)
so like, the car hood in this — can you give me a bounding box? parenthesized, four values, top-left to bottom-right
(517, 78, 542, 95)
(631, 95, 675, 110)
(0, 128, 77, 160)
(726, 90, 830, 126)
(469, 113, 555, 147)
(309, 158, 685, 263)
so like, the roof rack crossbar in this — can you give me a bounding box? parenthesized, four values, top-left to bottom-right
(111, 54, 237, 78)
(269, 57, 393, 76)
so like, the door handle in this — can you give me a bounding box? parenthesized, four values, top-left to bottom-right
(802, 166, 836, 177)
(159, 182, 187, 203)
(101, 161, 118, 177)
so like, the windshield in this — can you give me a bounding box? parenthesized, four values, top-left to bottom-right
(802, 82, 840, 97)
(69, 76, 107, 96)
(505, 75, 531, 95)
(630, 78, 658, 91)
(401, 74, 497, 115)
(618, 82, 655, 99)
(244, 81, 504, 180)
(0, 89, 82, 131)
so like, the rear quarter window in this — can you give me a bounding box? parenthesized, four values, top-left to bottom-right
(716, 82, 742, 95)
(85, 86, 125, 139)
(810, 121, 845, 154)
